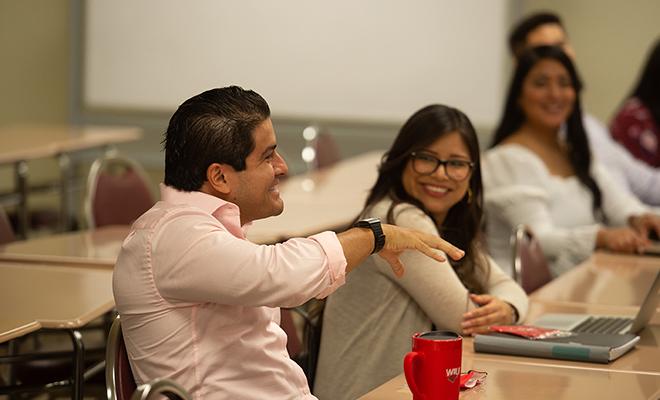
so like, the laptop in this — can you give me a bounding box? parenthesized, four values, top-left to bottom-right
(644, 231, 660, 256)
(643, 240, 660, 256)
(533, 270, 660, 335)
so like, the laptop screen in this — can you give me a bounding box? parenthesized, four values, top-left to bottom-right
(629, 270, 660, 333)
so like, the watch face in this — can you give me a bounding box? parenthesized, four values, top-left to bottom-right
(361, 217, 379, 226)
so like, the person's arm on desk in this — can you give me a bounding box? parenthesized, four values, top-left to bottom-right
(593, 213, 660, 254)
(628, 213, 660, 241)
(461, 294, 518, 335)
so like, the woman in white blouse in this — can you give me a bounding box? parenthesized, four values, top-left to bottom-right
(314, 104, 528, 400)
(483, 45, 660, 277)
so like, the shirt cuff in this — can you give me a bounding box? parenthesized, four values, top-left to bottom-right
(309, 231, 347, 299)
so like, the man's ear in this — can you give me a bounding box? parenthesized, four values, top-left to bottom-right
(205, 163, 233, 195)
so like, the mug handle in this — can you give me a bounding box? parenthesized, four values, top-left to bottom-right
(403, 351, 426, 400)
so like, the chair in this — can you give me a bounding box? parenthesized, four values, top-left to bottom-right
(312, 129, 340, 170)
(511, 224, 553, 294)
(301, 300, 324, 390)
(301, 126, 340, 171)
(281, 300, 325, 390)
(84, 154, 154, 229)
(106, 316, 137, 400)
(130, 378, 191, 400)
(280, 309, 303, 362)
(106, 316, 192, 400)
(0, 207, 16, 245)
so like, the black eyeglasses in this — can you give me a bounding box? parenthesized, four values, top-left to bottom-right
(410, 152, 474, 181)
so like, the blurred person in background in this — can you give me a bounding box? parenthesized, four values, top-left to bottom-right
(509, 12, 660, 206)
(610, 38, 660, 168)
(483, 46, 660, 278)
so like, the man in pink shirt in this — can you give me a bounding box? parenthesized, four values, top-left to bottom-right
(113, 86, 464, 399)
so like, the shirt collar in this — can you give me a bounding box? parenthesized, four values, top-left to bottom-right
(159, 183, 251, 238)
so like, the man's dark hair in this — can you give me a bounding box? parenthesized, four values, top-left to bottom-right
(163, 86, 271, 191)
(509, 12, 563, 58)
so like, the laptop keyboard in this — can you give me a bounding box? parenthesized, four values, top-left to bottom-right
(572, 316, 633, 334)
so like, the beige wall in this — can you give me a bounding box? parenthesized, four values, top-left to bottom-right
(518, 0, 660, 124)
(1, 2, 659, 133)
(0, 0, 71, 125)
(0, 0, 71, 210)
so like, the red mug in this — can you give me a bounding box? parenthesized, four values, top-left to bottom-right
(403, 331, 462, 400)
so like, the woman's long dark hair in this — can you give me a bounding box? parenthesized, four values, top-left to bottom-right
(362, 104, 488, 293)
(491, 45, 603, 218)
(631, 38, 660, 128)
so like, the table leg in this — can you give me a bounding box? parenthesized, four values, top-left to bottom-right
(67, 329, 84, 400)
(6, 339, 18, 398)
(13, 160, 29, 238)
(58, 153, 73, 232)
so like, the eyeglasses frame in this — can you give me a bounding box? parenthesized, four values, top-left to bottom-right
(409, 151, 475, 181)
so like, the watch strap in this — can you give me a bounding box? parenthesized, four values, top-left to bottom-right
(354, 217, 386, 254)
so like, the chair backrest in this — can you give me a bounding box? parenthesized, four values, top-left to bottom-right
(303, 299, 324, 391)
(301, 126, 340, 171)
(312, 130, 340, 170)
(281, 301, 325, 390)
(0, 207, 16, 245)
(280, 308, 303, 360)
(84, 154, 154, 229)
(130, 378, 192, 400)
(511, 224, 553, 294)
(106, 316, 137, 400)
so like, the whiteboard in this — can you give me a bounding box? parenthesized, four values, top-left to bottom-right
(84, 0, 509, 126)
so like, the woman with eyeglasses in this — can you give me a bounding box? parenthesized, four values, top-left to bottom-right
(483, 45, 660, 279)
(314, 104, 528, 400)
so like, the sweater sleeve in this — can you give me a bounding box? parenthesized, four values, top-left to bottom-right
(482, 255, 529, 323)
(367, 204, 471, 332)
(368, 203, 527, 332)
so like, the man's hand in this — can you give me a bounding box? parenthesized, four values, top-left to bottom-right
(377, 224, 464, 277)
(460, 294, 516, 335)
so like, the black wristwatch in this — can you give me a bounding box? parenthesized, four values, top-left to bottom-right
(354, 217, 386, 254)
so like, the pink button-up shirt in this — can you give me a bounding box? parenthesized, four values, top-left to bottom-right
(113, 184, 347, 399)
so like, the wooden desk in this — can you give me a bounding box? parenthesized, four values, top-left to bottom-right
(0, 225, 129, 266)
(531, 251, 660, 307)
(484, 252, 660, 375)
(0, 318, 41, 344)
(361, 252, 660, 399)
(360, 331, 660, 399)
(247, 151, 382, 244)
(0, 124, 142, 236)
(359, 357, 660, 399)
(0, 261, 115, 399)
(0, 262, 114, 335)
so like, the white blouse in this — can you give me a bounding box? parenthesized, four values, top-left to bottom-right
(482, 144, 647, 277)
